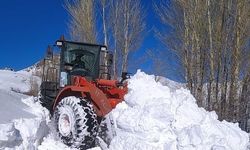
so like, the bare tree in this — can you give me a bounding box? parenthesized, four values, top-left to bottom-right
(119, 0, 146, 73)
(154, 0, 187, 78)
(228, 0, 250, 121)
(155, 0, 208, 106)
(107, 0, 146, 75)
(101, 0, 108, 46)
(65, 0, 96, 43)
(108, 0, 123, 78)
(155, 0, 250, 130)
(206, 0, 216, 111)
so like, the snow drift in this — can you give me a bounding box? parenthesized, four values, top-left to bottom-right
(0, 97, 50, 150)
(109, 70, 249, 150)
(0, 70, 49, 149)
(0, 69, 249, 150)
(0, 70, 32, 93)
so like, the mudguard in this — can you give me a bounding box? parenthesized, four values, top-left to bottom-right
(52, 77, 113, 117)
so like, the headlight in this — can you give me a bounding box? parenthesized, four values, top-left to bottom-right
(56, 41, 63, 46)
(101, 46, 107, 51)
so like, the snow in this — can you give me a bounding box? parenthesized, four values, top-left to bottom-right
(5, 97, 49, 149)
(0, 90, 34, 124)
(0, 70, 49, 149)
(108, 70, 249, 150)
(38, 134, 78, 150)
(0, 70, 31, 93)
(0, 69, 249, 150)
(0, 69, 89, 150)
(155, 76, 185, 91)
(0, 97, 50, 149)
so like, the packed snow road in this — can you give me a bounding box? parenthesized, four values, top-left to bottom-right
(0, 69, 249, 150)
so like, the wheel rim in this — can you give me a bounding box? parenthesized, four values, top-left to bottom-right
(58, 106, 74, 137)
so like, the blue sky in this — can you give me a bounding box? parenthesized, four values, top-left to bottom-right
(0, 0, 182, 81)
(0, 0, 67, 70)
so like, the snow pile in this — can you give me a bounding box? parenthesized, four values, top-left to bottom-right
(38, 134, 78, 150)
(0, 90, 33, 124)
(109, 70, 249, 150)
(0, 69, 97, 150)
(155, 76, 185, 91)
(0, 70, 31, 93)
(0, 97, 50, 150)
(38, 134, 102, 150)
(0, 69, 49, 149)
(0, 70, 40, 94)
(0, 68, 248, 150)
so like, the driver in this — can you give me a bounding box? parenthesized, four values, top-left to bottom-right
(72, 54, 86, 69)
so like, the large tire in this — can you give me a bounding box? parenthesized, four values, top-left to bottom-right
(54, 96, 98, 149)
(39, 93, 54, 112)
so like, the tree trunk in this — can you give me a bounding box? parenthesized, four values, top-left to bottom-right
(207, 0, 215, 111)
(101, 0, 108, 46)
(122, 0, 129, 73)
(228, 1, 241, 121)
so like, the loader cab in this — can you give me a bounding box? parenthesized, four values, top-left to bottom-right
(56, 40, 112, 87)
(40, 39, 113, 111)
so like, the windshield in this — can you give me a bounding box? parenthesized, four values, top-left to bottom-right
(62, 42, 101, 78)
(64, 49, 95, 71)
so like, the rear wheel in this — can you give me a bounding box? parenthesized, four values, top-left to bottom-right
(39, 81, 58, 112)
(54, 96, 98, 149)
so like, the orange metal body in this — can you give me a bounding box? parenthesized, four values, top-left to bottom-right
(53, 76, 127, 117)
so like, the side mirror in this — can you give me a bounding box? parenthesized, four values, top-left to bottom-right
(122, 72, 130, 80)
(120, 72, 131, 83)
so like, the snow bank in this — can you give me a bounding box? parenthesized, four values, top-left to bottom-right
(0, 90, 33, 124)
(0, 70, 40, 94)
(155, 76, 185, 91)
(38, 134, 78, 150)
(0, 97, 50, 149)
(38, 134, 103, 150)
(1, 68, 248, 149)
(0, 69, 49, 149)
(109, 70, 249, 150)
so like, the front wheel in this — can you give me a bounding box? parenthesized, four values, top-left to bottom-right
(54, 96, 98, 149)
